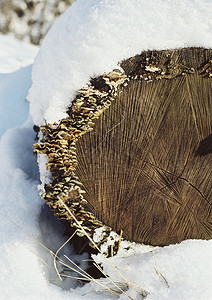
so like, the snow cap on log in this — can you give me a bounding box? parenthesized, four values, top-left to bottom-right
(28, 0, 212, 125)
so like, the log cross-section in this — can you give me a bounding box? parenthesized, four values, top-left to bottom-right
(35, 48, 212, 250)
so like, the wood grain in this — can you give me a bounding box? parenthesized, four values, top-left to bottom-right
(75, 48, 212, 246)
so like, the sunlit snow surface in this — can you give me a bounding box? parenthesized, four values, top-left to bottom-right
(0, 34, 38, 74)
(0, 2, 212, 298)
(28, 0, 212, 125)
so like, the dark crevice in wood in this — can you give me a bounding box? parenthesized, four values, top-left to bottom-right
(195, 134, 212, 157)
(179, 177, 210, 206)
(142, 158, 211, 207)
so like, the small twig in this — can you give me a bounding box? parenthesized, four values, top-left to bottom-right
(58, 197, 148, 299)
(153, 250, 169, 288)
(31, 251, 52, 269)
(59, 258, 119, 296)
(53, 230, 77, 281)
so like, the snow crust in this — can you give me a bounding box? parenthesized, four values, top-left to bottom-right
(28, 0, 212, 125)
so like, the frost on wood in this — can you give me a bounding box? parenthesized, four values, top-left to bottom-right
(35, 48, 212, 253)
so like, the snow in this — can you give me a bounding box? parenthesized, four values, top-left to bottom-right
(28, 0, 212, 125)
(0, 34, 38, 73)
(0, 66, 32, 138)
(93, 226, 108, 243)
(96, 240, 212, 299)
(0, 1, 212, 299)
(0, 34, 85, 299)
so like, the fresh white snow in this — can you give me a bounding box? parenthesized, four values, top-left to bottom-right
(96, 239, 212, 300)
(0, 66, 32, 138)
(28, 0, 212, 125)
(0, 34, 38, 73)
(0, 34, 84, 299)
(0, 0, 212, 299)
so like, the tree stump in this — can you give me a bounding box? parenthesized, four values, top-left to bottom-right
(35, 48, 212, 251)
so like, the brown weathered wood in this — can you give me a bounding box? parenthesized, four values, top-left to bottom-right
(35, 48, 212, 251)
(75, 48, 212, 246)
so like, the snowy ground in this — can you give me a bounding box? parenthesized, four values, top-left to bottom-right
(0, 1, 212, 299)
(0, 34, 38, 74)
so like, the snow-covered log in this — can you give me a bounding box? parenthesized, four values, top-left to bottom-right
(28, 0, 212, 254)
(34, 47, 212, 252)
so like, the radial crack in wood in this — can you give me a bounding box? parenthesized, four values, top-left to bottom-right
(35, 48, 212, 252)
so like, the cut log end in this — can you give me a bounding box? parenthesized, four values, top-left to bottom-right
(36, 48, 212, 251)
